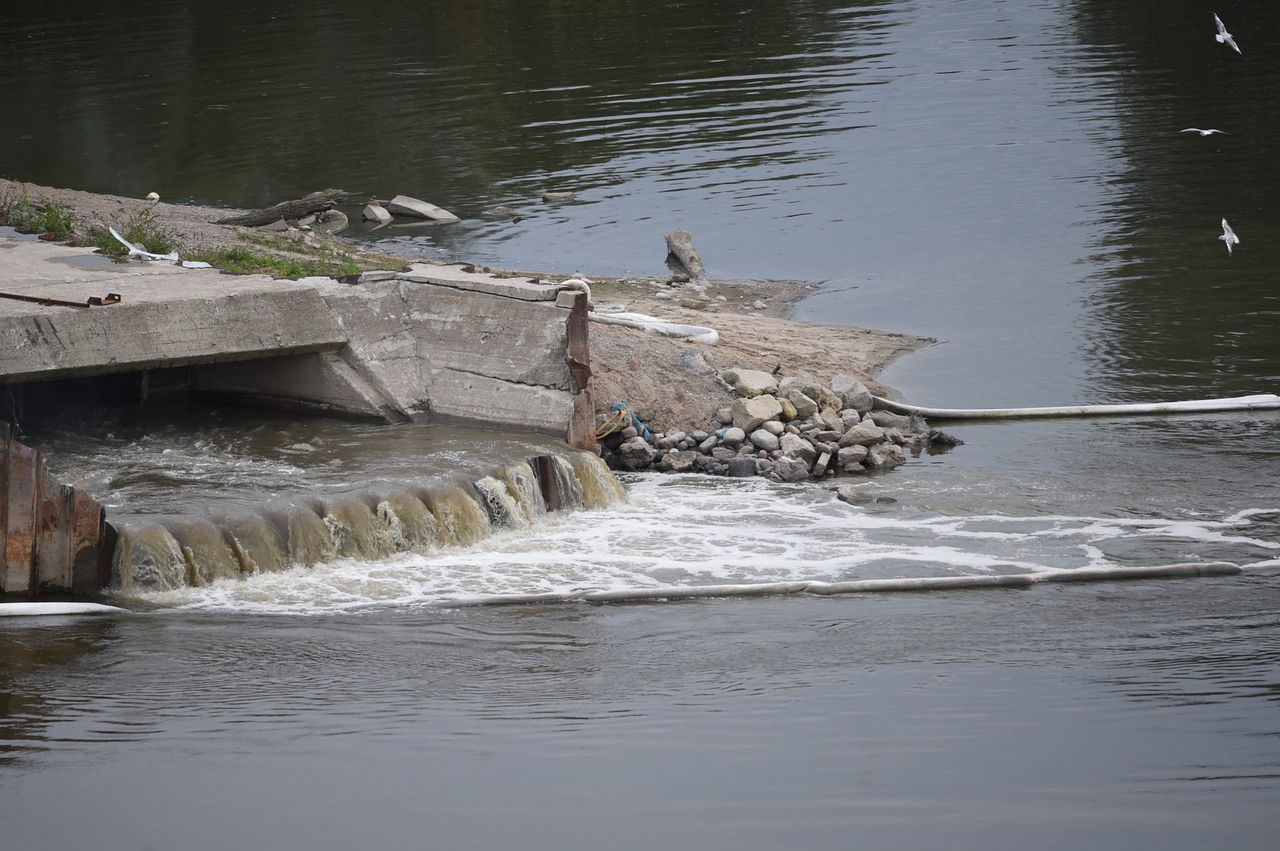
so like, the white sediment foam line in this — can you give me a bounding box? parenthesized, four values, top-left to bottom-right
(438, 561, 1246, 607)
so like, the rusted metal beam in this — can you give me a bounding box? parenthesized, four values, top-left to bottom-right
(0, 291, 121, 309)
(2, 438, 39, 596)
(564, 292, 597, 453)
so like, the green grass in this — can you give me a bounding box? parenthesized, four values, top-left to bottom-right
(0, 184, 75, 240)
(187, 246, 362, 279)
(83, 203, 177, 256)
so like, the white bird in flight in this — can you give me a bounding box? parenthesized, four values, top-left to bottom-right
(1180, 128, 1228, 136)
(1219, 218, 1239, 255)
(1214, 13, 1242, 55)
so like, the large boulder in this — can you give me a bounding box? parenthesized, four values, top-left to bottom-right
(388, 194, 459, 222)
(831, 374, 874, 414)
(618, 437, 656, 470)
(786, 389, 818, 419)
(656, 450, 701, 473)
(773, 456, 811, 483)
(362, 204, 392, 224)
(664, 229, 706, 278)
(720, 368, 778, 398)
(749, 429, 780, 451)
(865, 443, 906, 470)
(837, 419, 885, 448)
(867, 410, 913, 430)
(837, 444, 869, 470)
(780, 433, 817, 465)
(732, 395, 783, 433)
(726, 457, 757, 478)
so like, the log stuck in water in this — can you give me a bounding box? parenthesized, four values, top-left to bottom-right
(214, 188, 365, 227)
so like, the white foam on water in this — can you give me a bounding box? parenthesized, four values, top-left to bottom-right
(124, 476, 1280, 615)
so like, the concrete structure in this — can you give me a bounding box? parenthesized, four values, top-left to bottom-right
(0, 240, 577, 431)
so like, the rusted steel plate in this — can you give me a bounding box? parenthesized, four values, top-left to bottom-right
(71, 490, 108, 592)
(34, 469, 73, 592)
(564, 293, 597, 452)
(3, 441, 39, 596)
(0, 421, 9, 587)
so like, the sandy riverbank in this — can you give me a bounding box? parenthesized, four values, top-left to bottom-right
(0, 177, 931, 434)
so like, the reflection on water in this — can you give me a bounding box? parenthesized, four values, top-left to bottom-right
(2, 587, 1278, 849)
(4, 1, 1280, 847)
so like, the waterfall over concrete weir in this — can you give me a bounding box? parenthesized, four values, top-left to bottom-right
(109, 451, 625, 592)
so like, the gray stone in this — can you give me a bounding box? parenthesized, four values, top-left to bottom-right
(260, 217, 289, 232)
(784, 424, 801, 435)
(618, 437, 656, 470)
(814, 429, 842, 444)
(727, 457, 757, 478)
(664, 229, 706, 278)
(867, 410, 913, 430)
(836, 485, 868, 505)
(690, 429, 710, 443)
(818, 408, 845, 434)
(542, 191, 578, 203)
(719, 367, 778, 398)
(865, 443, 906, 470)
(755, 458, 776, 477)
(313, 209, 349, 234)
(749, 429, 780, 451)
(813, 451, 832, 477)
(837, 444, 869, 468)
(762, 420, 785, 436)
(787, 389, 818, 419)
(621, 426, 639, 440)
(656, 450, 700, 473)
(831, 374, 873, 414)
(362, 204, 393, 224)
(773, 456, 811, 483)
(698, 435, 718, 454)
(716, 406, 734, 425)
(780, 433, 817, 464)
(711, 446, 738, 462)
(840, 409, 862, 429)
(721, 427, 746, 446)
(388, 194, 459, 222)
(752, 299, 767, 311)
(838, 419, 886, 447)
(731, 395, 784, 433)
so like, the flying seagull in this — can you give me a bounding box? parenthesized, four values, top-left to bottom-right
(1180, 128, 1228, 136)
(1219, 218, 1239, 255)
(1214, 13, 1242, 55)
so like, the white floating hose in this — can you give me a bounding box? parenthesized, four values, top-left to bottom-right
(873, 393, 1280, 420)
(0, 602, 130, 617)
(439, 561, 1242, 607)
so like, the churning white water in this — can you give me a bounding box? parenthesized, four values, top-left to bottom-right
(124, 474, 1280, 615)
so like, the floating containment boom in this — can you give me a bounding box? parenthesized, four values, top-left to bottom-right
(872, 393, 1280, 421)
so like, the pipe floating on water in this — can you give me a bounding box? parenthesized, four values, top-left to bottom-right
(872, 393, 1280, 420)
(440, 561, 1243, 607)
(0, 602, 130, 617)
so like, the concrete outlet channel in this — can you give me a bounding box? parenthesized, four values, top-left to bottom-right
(0, 240, 595, 597)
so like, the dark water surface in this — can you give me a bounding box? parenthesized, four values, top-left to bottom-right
(3, 1, 1279, 848)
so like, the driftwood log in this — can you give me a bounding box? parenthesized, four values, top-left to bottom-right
(215, 189, 365, 227)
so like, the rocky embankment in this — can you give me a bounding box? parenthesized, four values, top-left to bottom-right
(599, 368, 962, 481)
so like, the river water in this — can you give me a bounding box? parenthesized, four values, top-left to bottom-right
(2, 2, 1278, 849)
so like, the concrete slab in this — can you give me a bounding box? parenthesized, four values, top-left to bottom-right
(0, 241, 346, 382)
(399, 263, 561, 302)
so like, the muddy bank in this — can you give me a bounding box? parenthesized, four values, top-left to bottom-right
(0, 177, 931, 436)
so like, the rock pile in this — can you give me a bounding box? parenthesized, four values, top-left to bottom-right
(598, 369, 962, 481)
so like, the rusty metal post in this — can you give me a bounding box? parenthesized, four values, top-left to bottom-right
(564, 292, 598, 452)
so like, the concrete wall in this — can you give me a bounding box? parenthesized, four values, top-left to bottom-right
(0, 243, 574, 433)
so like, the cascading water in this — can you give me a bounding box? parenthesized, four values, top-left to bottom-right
(108, 451, 623, 593)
